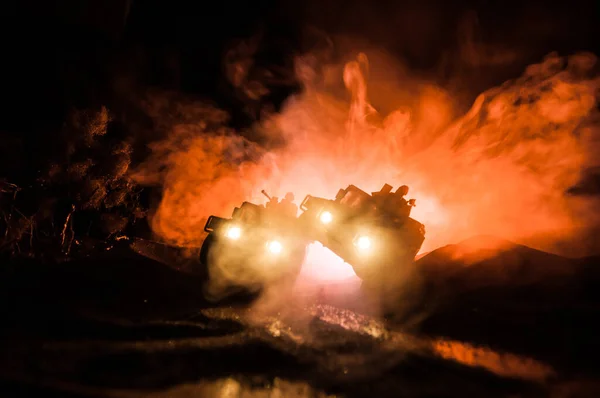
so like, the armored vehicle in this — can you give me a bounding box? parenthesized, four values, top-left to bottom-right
(298, 183, 426, 291)
(200, 192, 308, 300)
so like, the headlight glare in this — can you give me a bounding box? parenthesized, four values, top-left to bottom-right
(267, 240, 283, 254)
(319, 211, 333, 224)
(356, 235, 372, 251)
(225, 226, 242, 240)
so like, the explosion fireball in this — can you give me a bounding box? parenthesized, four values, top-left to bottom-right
(132, 47, 600, 282)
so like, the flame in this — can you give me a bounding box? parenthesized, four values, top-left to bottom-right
(132, 49, 600, 284)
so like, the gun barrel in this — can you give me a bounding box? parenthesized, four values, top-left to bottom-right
(261, 190, 272, 201)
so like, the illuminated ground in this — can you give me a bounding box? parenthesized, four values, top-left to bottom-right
(0, 237, 599, 397)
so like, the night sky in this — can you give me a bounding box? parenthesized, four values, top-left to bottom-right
(1, 0, 599, 182)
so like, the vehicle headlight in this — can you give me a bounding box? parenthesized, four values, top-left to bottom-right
(319, 211, 333, 224)
(266, 240, 283, 254)
(355, 235, 372, 252)
(225, 226, 242, 240)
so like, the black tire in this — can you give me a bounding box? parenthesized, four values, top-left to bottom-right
(199, 233, 215, 267)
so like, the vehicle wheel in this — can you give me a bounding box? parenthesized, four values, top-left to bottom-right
(258, 243, 307, 295)
(200, 233, 264, 303)
(199, 233, 215, 266)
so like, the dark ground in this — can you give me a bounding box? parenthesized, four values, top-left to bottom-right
(0, 235, 598, 398)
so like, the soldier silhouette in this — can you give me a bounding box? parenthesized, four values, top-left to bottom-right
(279, 192, 298, 217)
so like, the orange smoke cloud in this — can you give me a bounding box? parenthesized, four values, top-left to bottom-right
(132, 49, 600, 259)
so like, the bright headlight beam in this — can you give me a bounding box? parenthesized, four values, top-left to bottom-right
(267, 240, 283, 254)
(226, 226, 242, 240)
(356, 236, 371, 250)
(319, 211, 333, 224)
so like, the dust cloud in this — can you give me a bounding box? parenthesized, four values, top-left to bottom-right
(131, 42, 600, 304)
